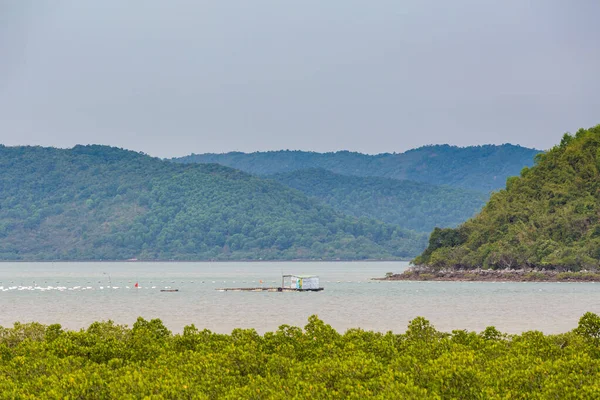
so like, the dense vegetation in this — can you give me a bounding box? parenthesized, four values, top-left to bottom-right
(2, 313, 600, 398)
(0, 145, 426, 261)
(414, 125, 600, 271)
(269, 168, 487, 232)
(174, 144, 540, 192)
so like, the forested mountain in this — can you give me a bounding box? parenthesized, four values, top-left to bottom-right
(174, 144, 541, 192)
(0, 145, 426, 261)
(414, 125, 600, 271)
(268, 168, 487, 232)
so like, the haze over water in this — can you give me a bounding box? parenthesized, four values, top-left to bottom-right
(1, 262, 598, 334)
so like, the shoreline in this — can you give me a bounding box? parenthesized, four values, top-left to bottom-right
(0, 259, 410, 263)
(376, 268, 600, 282)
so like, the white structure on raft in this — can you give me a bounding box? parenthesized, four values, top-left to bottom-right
(282, 274, 320, 290)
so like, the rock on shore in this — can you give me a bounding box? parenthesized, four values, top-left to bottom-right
(377, 267, 600, 282)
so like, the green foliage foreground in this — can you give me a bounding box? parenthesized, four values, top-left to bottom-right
(2, 314, 600, 399)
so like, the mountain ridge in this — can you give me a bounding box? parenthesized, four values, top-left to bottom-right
(173, 144, 541, 192)
(268, 168, 487, 232)
(0, 144, 426, 261)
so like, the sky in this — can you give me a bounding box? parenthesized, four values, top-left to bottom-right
(1, 0, 599, 158)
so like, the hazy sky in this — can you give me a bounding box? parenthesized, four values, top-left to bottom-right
(1, 0, 599, 157)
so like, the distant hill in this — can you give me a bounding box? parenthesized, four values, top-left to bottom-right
(173, 144, 542, 192)
(268, 168, 487, 233)
(0, 145, 426, 261)
(414, 124, 600, 271)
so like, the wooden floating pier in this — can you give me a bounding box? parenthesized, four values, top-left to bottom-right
(216, 287, 323, 292)
(217, 274, 324, 292)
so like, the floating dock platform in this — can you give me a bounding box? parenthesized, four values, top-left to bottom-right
(218, 275, 324, 292)
(216, 287, 323, 292)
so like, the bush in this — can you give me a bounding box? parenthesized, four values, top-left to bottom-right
(1, 314, 600, 398)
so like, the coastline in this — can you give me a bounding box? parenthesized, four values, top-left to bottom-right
(0, 259, 411, 263)
(376, 268, 600, 282)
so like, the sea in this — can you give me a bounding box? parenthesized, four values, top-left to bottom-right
(1, 262, 598, 335)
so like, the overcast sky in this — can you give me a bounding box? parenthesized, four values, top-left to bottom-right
(1, 0, 599, 158)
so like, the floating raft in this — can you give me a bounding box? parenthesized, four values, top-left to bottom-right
(216, 287, 323, 292)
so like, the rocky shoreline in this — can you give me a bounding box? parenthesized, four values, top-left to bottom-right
(376, 267, 600, 282)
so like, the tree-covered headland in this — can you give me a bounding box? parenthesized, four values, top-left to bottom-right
(406, 125, 600, 280)
(2, 313, 600, 398)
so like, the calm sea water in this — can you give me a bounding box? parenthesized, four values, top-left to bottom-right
(1, 262, 598, 334)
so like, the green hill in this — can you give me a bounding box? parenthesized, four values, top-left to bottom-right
(0, 145, 426, 261)
(268, 168, 487, 232)
(414, 124, 600, 271)
(173, 144, 541, 192)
